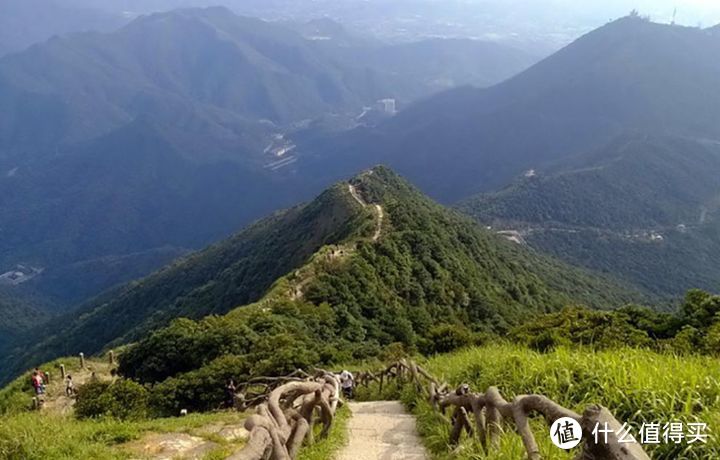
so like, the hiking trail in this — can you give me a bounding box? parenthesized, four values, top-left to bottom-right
(39, 360, 113, 416)
(348, 183, 384, 242)
(337, 401, 428, 460)
(287, 182, 385, 301)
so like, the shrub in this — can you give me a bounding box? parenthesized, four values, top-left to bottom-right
(422, 324, 474, 354)
(527, 330, 571, 353)
(75, 380, 148, 420)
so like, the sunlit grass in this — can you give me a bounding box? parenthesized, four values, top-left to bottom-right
(405, 344, 720, 460)
(0, 410, 244, 460)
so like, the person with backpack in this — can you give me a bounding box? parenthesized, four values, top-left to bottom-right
(31, 371, 40, 395)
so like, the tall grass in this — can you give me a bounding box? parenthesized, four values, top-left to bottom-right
(408, 344, 720, 460)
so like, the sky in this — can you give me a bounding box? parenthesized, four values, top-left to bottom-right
(4, 0, 720, 58)
(552, 0, 720, 26)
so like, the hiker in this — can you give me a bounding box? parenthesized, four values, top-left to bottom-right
(31, 369, 45, 395)
(225, 379, 237, 409)
(65, 374, 75, 396)
(339, 370, 354, 399)
(31, 371, 41, 395)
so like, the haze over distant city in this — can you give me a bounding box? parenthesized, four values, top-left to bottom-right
(4, 0, 720, 58)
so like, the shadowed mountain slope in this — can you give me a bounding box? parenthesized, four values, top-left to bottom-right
(295, 17, 720, 201)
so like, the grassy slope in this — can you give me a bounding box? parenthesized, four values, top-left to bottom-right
(0, 411, 247, 460)
(0, 352, 349, 460)
(408, 344, 720, 460)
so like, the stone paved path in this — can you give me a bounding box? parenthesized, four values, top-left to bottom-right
(337, 401, 428, 460)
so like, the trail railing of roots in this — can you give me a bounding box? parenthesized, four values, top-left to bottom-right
(354, 360, 651, 460)
(229, 369, 341, 460)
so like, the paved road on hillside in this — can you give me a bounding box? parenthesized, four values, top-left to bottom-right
(337, 401, 428, 460)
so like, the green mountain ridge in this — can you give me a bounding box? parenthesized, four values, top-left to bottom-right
(0, 177, 370, 383)
(0, 167, 640, 387)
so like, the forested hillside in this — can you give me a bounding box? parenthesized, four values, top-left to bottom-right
(0, 290, 50, 354)
(460, 135, 720, 296)
(0, 179, 370, 384)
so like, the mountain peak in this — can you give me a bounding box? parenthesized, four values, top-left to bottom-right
(130, 5, 236, 25)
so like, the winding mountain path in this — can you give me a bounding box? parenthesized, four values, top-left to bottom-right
(338, 401, 428, 460)
(348, 184, 384, 242)
(289, 183, 384, 301)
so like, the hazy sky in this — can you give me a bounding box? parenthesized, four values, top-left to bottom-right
(545, 0, 720, 26)
(4, 0, 720, 58)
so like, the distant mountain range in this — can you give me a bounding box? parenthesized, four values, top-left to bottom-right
(294, 16, 720, 201)
(288, 17, 720, 300)
(0, 0, 127, 57)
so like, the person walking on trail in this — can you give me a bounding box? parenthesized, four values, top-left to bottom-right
(339, 370, 354, 399)
(225, 379, 237, 409)
(31, 371, 40, 395)
(31, 369, 45, 396)
(65, 374, 75, 397)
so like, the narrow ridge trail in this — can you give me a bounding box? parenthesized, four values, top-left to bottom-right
(348, 184, 384, 242)
(338, 401, 428, 460)
(289, 182, 384, 301)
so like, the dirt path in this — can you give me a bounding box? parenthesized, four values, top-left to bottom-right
(372, 204, 384, 242)
(288, 183, 384, 301)
(337, 401, 428, 460)
(40, 359, 114, 416)
(348, 184, 384, 242)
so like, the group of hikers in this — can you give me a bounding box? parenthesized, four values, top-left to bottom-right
(223, 369, 355, 409)
(29, 368, 76, 398)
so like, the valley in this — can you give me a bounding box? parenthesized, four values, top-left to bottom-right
(0, 5, 536, 317)
(1, 5, 720, 460)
